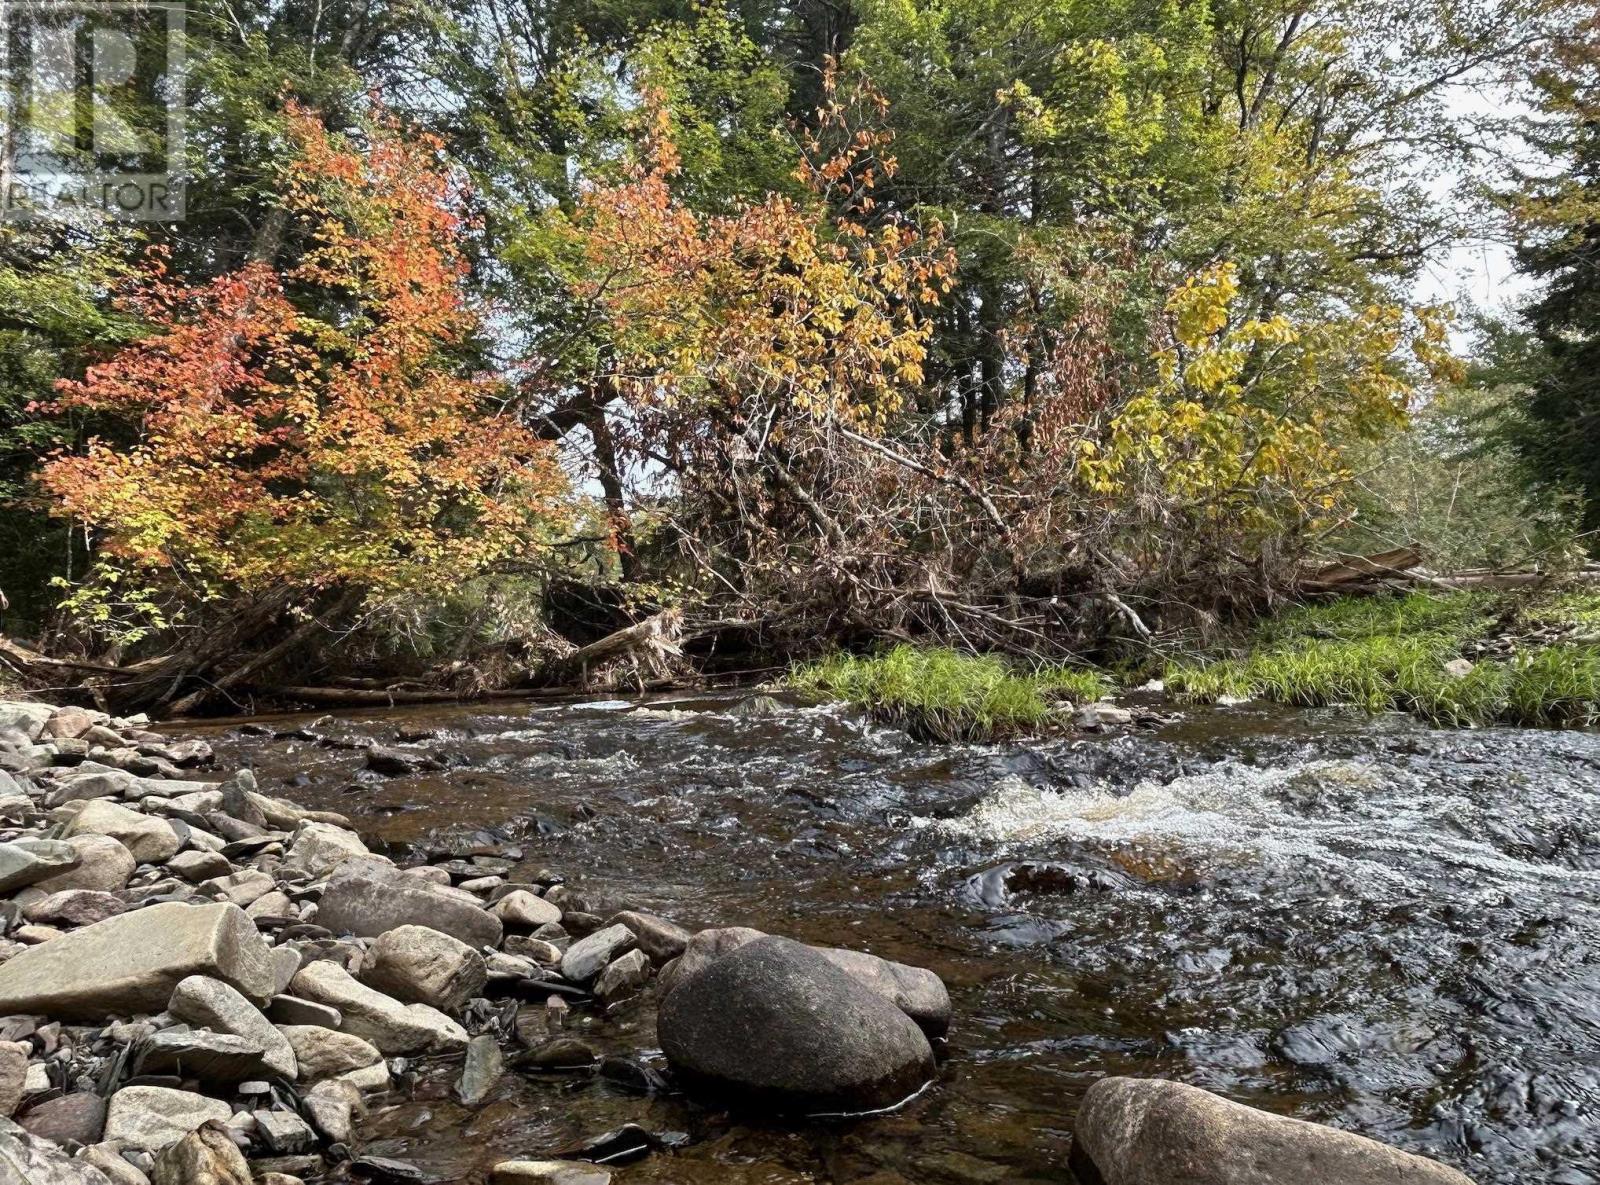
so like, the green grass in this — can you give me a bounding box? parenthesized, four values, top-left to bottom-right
(1166, 589, 1600, 728)
(789, 645, 1106, 742)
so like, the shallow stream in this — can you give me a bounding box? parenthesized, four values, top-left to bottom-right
(188, 693, 1600, 1184)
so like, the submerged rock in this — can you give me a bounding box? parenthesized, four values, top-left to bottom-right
(491, 1162, 612, 1185)
(0, 902, 275, 1019)
(657, 935, 935, 1114)
(1070, 1077, 1477, 1185)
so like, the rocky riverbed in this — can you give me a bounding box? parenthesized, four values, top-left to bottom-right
(0, 697, 1519, 1183)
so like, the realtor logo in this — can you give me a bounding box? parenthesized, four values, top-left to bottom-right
(0, 1, 186, 221)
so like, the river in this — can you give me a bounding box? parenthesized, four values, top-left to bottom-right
(185, 692, 1600, 1184)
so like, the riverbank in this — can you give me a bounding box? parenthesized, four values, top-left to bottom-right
(790, 587, 1600, 737)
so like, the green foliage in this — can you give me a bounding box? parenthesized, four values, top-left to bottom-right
(1167, 589, 1600, 727)
(790, 644, 1105, 741)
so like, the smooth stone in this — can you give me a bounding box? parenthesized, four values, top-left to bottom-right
(169, 975, 298, 1078)
(103, 1086, 232, 1152)
(360, 925, 487, 1013)
(301, 1079, 360, 1144)
(79, 1142, 150, 1185)
(490, 1162, 613, 1185)
(657, 936, 935, 1114)
(559, 924, 636, 985)
(199, 869, 275, 908)
(665, 926, 951, 1036)
(0, 902, 275, 1019)
(270, 947, 303, 995)
(490, 890, 562, 929)
(62, 800, 179, 864)
(314, 860, 502, 949)
(31, 835, 136, 894)
(1070, 1077, 1477, 1185)
(165, 850, 233, 883)
(502, 936, 563, 965)
(0, 703, 53, 741)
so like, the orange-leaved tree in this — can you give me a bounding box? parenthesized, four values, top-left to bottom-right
(38, 103, 566, 678)
(561, 67, 955, 573)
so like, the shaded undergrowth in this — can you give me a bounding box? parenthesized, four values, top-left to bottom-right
(789, 645, 1106, 742)
(1167, 587, 1600, 727)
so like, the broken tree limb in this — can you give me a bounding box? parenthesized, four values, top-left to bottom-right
(552, 608, 684, 689)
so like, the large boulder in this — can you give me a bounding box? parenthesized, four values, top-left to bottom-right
(62, 799, 180, 864)
(657, 936, 935, 1114)
(664, 926, 951, 1037)
(169, 975, 297, 1078)
(289, 960, 468, 1056)
(0, 902, 275, 1019)
(315, 860, 502, 949)
(360, 925, 487, 1013)
(1070, 1077, 1477, 1185)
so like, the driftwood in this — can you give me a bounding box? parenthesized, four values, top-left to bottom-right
(1301, 546, 1426, 592)
(554, 608, 684, 689)
(1301, 546, 1600, 597)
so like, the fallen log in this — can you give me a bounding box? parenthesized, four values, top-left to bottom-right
(551, 608, 684, 689)
(1301, 545, 1425, 592)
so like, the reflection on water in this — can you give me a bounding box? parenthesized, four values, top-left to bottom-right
(189, 694, 1600, 1184)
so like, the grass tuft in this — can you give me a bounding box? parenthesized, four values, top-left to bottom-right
(1167, 589, 1600, 728)
(790, 645, 1106, 742)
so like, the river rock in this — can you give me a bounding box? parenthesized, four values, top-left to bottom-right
(16, 1092, 107, 1143)
(0, 1041, 25, 1116)
(149, 1121, 251, 1185)
(560, 924, 636, 985)
(277, 1025, 381, 1081)
(490, 1163, 613, 1185)
(169, 975, 298, 1078)
(267, 995, 341, 1028)
(456, 1034, 504, 1105)
(63, 800, 180, 864)
(1070, 1077, 1478, 1185)
(282, 822, 370, 879)
(288, 960, 468, 1055)
(166, 849, 233, 882)
(0, 703, 53, 741)
(657, 935, 936, 1114)
(664, 926, 950, 1036)
(0, 840, 79, 893)
(0, 1116, 116, 1184)
(302, 1078, 360, 1144)
(361, 925, 487, 1012)
(490, 890, 562, 929)
(200, 869, 275, 908)
(104, 1086, 232, 1152)
(594, 949, 650, 1004)
(32, 834, 136, 893)
(134, 1029, 271, 1084)
(608, 911, 691, 964)
(23, 889, 126, 927)
(0, 902, 275, 1019)
(77, 1144, 148, 1185)
(254, 1109, 317, 1155)
(315, 860, 502, 949)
